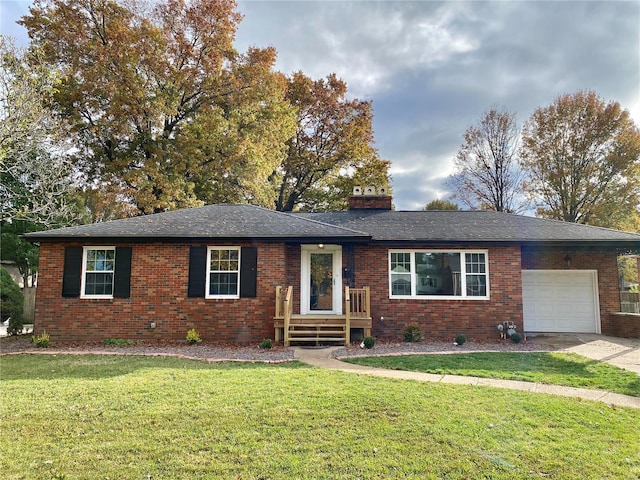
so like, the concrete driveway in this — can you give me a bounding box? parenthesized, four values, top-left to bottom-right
(527, 333, 640, 374)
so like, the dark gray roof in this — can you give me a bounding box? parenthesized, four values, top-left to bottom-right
(294, 210, 640, 246)
(24, 204, 369, 242)
(24, 204, 640, 247)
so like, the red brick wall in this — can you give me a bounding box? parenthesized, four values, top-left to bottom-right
(350, 244, 524, 341)
(607, 313, 640, 338)
(521, 247, 621, 336)
(348, 195, 392, 210)
(34, 242, 286, 343)
(33, 240, 627, 343)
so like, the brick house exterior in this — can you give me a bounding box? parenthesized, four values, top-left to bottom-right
(25, 196, 640, 343)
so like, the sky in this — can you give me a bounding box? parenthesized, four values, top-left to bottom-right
(1, 0, 639, 211)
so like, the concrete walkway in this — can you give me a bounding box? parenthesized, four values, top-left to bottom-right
(292, 343, 640, 410)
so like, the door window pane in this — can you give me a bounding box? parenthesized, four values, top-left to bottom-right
(310, 253, 333, 310)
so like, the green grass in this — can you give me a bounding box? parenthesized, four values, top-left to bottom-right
(1, 355, 639, 479)
(345, 352, 640, 397)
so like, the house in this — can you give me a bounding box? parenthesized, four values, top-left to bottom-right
(24, 192, 640, 344)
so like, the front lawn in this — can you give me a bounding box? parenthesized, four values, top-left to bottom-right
(344, 352, 640, 397)
(1, 355, 638, 479)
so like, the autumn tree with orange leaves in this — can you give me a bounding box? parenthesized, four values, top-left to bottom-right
(273, 72, 390, 212)
(20, 0, 296, 214)
(521, 90, 640, 230)
(20, 0, 389, 216)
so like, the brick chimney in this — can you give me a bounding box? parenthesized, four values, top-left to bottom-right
(348, 186, 392, 210)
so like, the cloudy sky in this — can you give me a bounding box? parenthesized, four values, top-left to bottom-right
(2, 0, 639, 211)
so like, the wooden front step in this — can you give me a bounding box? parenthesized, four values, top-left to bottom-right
(289, 339, 347, 344)
(274, 317, 371, 328)
(274, 315, 372, 345)
(283, 317, 347, 345)
(288, 324, 345, 328)
(289, 329, 346, 335)
(275, 285, 372, 346)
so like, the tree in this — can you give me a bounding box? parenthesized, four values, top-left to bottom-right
(424, 199, 460, 210)
(0, 35, 78, 227)
(273, 72, 390, 212)
(71, 186, 140, 224)
(520, 90, 640, 226)
(20, 0, 295, 214)
(0, 220, 40, 288)
(448, 108, 526, 213)
(618, 255, 638, 289)
(299, 155, 392, 212)
(182, 48, 296, 208)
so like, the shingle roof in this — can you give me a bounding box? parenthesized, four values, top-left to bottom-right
(24, 204, 640, 247)
(294, 210, 640, 245)
(24, 204, 369, 242)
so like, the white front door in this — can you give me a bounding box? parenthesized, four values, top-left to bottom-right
(301, 245, 342, 315)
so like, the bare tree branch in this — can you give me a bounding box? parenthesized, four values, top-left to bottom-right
(448, 107, 527, 213)
(0, 35, 78, 227)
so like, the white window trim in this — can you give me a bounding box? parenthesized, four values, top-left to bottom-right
(80, 246, 115, 299)
(205, 246, 241, 299)
(388, 249, 490, 300)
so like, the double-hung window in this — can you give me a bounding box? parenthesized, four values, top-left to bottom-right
(389, 250, 489, 299)
(206, 247, 240, 298)
(81, 247, 115, 298)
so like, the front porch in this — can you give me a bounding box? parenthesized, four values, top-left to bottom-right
(274, 286, 372, 346)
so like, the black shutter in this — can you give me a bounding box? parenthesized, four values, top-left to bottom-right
(113, 247, 132, 298)
(188, 246, 207, 297)
(62, 246, 82, 297)
(240, 247, 257, 298)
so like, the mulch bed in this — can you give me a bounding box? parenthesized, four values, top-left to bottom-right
(1, 334, 557, 363)
(332, 336, 556, 359)
(0, 336, 294, 363)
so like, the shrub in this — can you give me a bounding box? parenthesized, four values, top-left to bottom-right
(32, 330, 50, 348)
(454, 333, 466, 345)
(510, 332, 523, 344)
(403, 324, 422, 343)
(186, 328, 202, 344)
(1, 267, 23, 335)
(259, 338, 273, 349)
(363, 336, 376, 349)
(104, 339, 134, 346)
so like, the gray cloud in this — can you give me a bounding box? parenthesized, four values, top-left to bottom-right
(237, 0, 639, 210)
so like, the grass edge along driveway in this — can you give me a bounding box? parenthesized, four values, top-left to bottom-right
(344, 351, 640, 397)
(1, 354, 639, 479)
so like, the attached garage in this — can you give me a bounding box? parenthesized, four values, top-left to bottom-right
(522, 270, 600, 333)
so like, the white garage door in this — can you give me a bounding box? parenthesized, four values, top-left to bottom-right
(522, 270, 600, 333)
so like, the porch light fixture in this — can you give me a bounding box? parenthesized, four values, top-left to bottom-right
(318, 244, 325, 249)
(564, 254, 571, 269)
